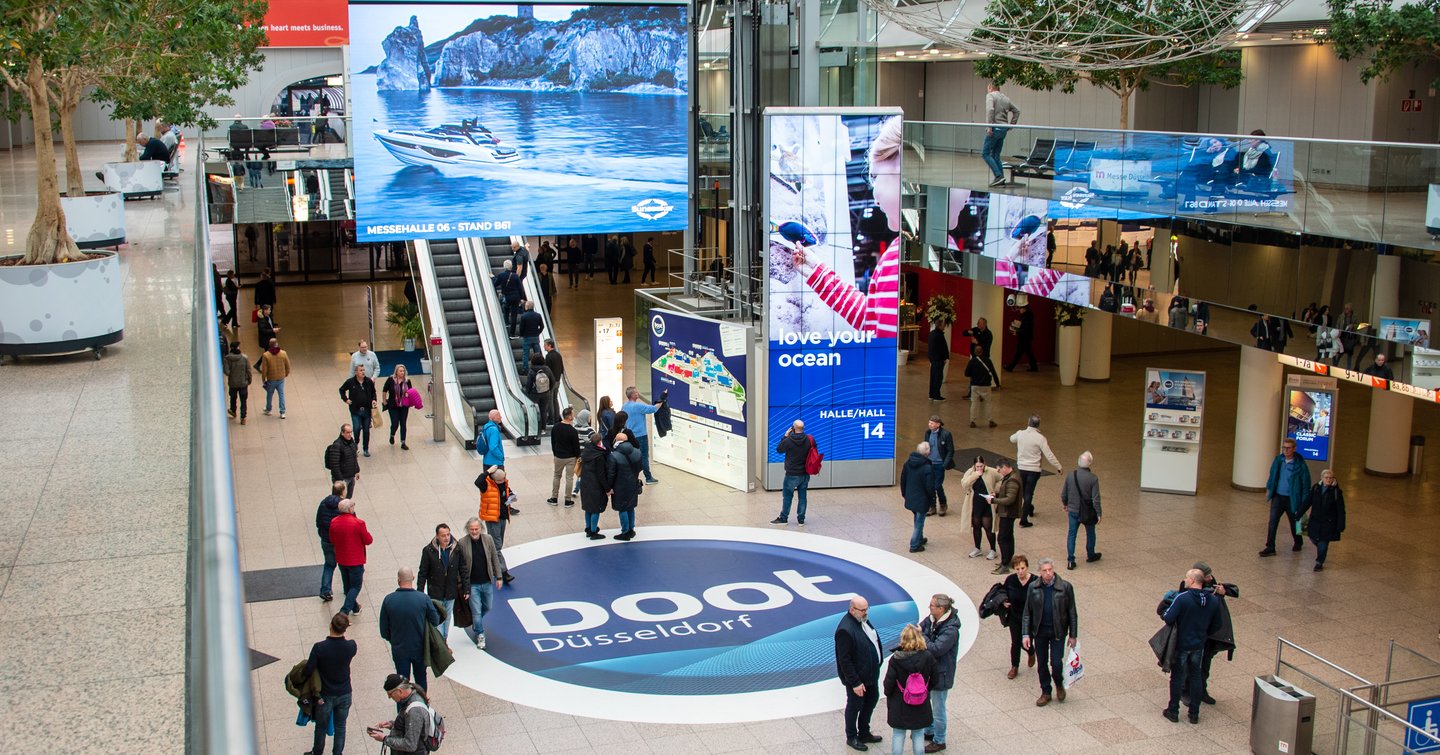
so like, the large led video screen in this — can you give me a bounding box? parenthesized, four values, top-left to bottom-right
(349, 1, 689, 241)
(765, 108, 901, 488)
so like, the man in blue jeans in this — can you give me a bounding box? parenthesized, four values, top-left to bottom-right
(982, 82, 1020, 186)
(304, 612, 357, 755)
(315, 481, 345, 602)
(378, 567, 441, 691)
(517, 301, 544, 368)
(1021, 557, 1078, 707)
(901, 443, 935, 553)
(621, 386, 665, 484)
(458, 517, 503, 650)
(1162, 568, 1223, 724)
(771, 420, 813, 526)
(1059, 452, 1103, 570)
(920, 594, 960, 752)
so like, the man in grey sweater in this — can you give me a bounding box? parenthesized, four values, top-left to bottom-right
(983, 83, 1021, 186)
(1060, 451, 1102, 570)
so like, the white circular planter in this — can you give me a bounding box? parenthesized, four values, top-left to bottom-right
(0, 252, 125, 357)
(101, 161, 163, 200)
(61, 192, 126, 249)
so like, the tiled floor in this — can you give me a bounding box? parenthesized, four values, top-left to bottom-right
(5, 139, 1440, 755)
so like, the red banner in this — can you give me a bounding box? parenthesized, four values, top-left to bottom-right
(262, 0, 348, 47)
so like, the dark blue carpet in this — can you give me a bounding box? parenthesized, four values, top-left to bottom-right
(375, 348, 427, 377)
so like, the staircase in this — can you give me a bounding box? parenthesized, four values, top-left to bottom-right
(429, 240, 499, 417)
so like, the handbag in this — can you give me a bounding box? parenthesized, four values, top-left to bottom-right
(452, 590, 473, 629)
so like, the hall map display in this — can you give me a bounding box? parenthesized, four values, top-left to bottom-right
(652, 348, 746, 423)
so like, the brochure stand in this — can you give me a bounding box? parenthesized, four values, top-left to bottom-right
(1140, 368, 1206, 495)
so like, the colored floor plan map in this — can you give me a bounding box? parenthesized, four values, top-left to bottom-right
(652, 347, 746, 421)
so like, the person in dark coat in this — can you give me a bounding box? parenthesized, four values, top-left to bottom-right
(1157, 561, 1238, 707)
(772, 420, 815, 525)
(960, 319, 998, 391)
(579, 436, 613, 539)
(1006, 304, 1037, 372)
(1021, 558, 1079, 707)
(923, 416, 956, 516)
(608, 434, 643, 541)
(325, 425, 361, 498)
(991, 461, 1023, 574)
(884, 624, 937, 754)
(222, 271, 240, 329)
(256, 304, 279, 353)
(927, 324, 949, 401)
(901, 443, 936, 553)
(525, 353, 558, 428)
(620, 239, 636, 283)
(339, 365, 378, 457)
(416, 524, 463, 639)
(835, 596, 884, 751)
(1161, 568, 1222, 725)
(1298, 469, 1346, 571)
(315, 481, 345, 602)
(642, 237, 657, 283)
(377, 567, 441, 691)
(564, 238, 583, 289)
(604, 236, 622, 284)
(919, 595, 960, 751)
(254, 268, 277, 311)
(1002, 555, 1036, 678)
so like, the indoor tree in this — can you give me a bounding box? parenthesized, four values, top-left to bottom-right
(1327, 0, 1440, 88)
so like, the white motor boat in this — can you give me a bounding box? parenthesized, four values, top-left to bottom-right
(373, 118, 522, 168)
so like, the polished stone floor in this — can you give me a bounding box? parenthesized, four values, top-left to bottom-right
(4, 140, 1440, 755)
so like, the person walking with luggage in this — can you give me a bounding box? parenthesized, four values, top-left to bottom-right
(223, 342, 251, 424)
(1021, 557, 1079, 707)
(901, 443, 935, 553)
(1260, 438, 1311, 557)
(329, 499, 373, 616)
(382, 364, 414, 450)
(835, 596, 884, 751)
(772, 421, 815, 525)
(991, 460, 1022, 574)
(378, 567, 442, 691)
(923, 416, 955, 516)
(325, 424, 361, 498)
(416, 524, 462, 638)
(304, 612, 357, 755)
(964, 343, 998, 428)
(1002, 555, 1036, 679)
(1298, 469, 1346, 571)
(919, 596, 959, 753)
(884, 625, 937, 755)
(1161, 568, 1222, 724)
(1010, 415, 1062, 528)
(959, 456, 1000, 560)
(339, 365, 378, 457)
(1060, 452, 1102, 569)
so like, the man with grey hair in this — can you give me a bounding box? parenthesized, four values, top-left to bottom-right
(773, 419, 816, 526)
(1021, 556, 1078, 707)
(493, 258, 523, 334)
(348, 340, 380, 382)
(379, 566, 442, 690)
(1010, 414, 1061, 528)
(328, 499, 372, 616)
(456, 516, 504, 650)
(982, 82, 1020, 187)
(920, 593, 960, 751)
(1161, 568, 1222, 724)
(902, 442, 936, 553)
(1060, 451, 1102, 570)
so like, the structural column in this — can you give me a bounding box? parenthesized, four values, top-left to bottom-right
(971, 280, 1005, 342)
(1078, 311, 1112, 381)
(1232, 346, 1284, 490)
(1365, 254, 1413, 475)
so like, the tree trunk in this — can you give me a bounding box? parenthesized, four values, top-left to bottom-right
(59, 87, 86, 198)
(1119, 90, 1131, 131)
(122, 118, 139, 162)
(20, 56, 80, 266)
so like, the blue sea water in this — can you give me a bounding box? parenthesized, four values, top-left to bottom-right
(353, 75, 689, 241)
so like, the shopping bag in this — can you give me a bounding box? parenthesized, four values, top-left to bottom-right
(1063, 640, 1085, 687)
(372, 410, 383, 430)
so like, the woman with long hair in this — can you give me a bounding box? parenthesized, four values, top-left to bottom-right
(883, 624, 936, 755)
(382, 364, 412, 450)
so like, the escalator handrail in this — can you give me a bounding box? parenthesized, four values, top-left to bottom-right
(459, 238, 541, 439)
(512, 237, 589, 413)
(412, 239, 474, 441)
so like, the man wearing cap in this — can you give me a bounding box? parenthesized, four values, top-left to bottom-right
(923, 416, 956, 516)
(369, 675, 430, 754)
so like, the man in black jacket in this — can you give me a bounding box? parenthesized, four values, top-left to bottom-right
(923, 416, 956, 516)
(549, 407, 580, 507)
(901, 443, 935, 553)
(1021, 557, 1079, 706)
(543, 339, 565, 385)
(960, 318, 999, 393)
(771, 420, 814, 526)
(492, 260, 523, 334)
(378, 567, 441, 691)
(928, 324, 949, 401)
(1161, 568, 1222, 724)
(325, 424, 361, 498)
(315, 481, 345, 602)
(339, 365, 377, 457)
(964, 343, 999, 428)
(518, 301, 544, 368)
(835, 596, 884, 751)
(416, 524, 462, 639)
(1006, 304, 1038, 372)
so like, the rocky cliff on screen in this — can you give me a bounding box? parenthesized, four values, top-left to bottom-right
(375, 7, 686, 95)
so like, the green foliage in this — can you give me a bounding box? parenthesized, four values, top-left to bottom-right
(1328, 0, 1440, 89)
(1054, 302, 1087, 326)
(385, 300, 424, 340)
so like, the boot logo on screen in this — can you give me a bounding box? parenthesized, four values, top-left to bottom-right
(632, 198, 675, 221)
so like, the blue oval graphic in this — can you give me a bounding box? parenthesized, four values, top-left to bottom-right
(486, 539, 916, 695)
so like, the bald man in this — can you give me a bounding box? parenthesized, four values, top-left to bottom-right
(477, 408, 506, 468)
(1161, 568, 1222, 724)
(835, 596, 883, 750)
(378, 566, 441, 691)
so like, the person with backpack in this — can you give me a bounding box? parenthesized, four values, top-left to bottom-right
(475, 409, 505, 469)
(1060, 452, 1103, 570)
(771, 420, 817, 526)
(919, 596, 960, 753)
(369, 674, 441, 754)
(525, 353, 557, 428)
(884, 624, 937, 755)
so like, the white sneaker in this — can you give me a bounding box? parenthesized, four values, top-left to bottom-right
(476, 633, 487, 650)
(967, 548, 982, 558)
(279, 413, 286, 419)
(987, 550, 997, 560)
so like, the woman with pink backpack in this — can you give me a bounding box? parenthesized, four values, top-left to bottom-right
(884, 624, 937, 755)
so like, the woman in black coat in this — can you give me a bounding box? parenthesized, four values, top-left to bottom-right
(884, 624, 937, 753)
(1298, 469, 1346, 571)
(579, 436, 612, 540)
(609, 437, 643, 541)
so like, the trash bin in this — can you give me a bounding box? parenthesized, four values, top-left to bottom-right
(1250, 675, 1316, 755)
(1411, 435, 1425, 476)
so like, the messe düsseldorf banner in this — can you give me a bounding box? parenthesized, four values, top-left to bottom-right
(648, 309, 752, 491)
(762, 108, 902, 489)
(348, 0, 689, 241)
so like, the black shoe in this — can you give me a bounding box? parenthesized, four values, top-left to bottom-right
(1292, 540, 1303, 552)
(564, 500, 575, 508)
(1086, 553, 1102, 563)
(797, 518, 805, 527)
(1201, 694, 1216, 705)
(924, 733, 934, 742)
(547, 497, 559, 505)
(910, 545, 926, 553)
(1162, 709, 1179, 723)
(1067, 560, 1076, 570)
(585, 530, 606, 540)
(502, 573, 515, 584)
(615, 530, 636, 541)
(509, 505, 520, 515)
(931, 395, 946, 401)
(1259, 548, 1277, 557)
(1019, 521, 1034, 528)
(1181, 695, 1190, 707)
(351, 603, 361, 614)
(390, 437, 395, 445)
(846, 740, 868, 752)
(770, 517, 788, 526)
(1314, 563, 1324, 571)
(921, 537, 928, 545)
(1187, 712, 1199, 724)
(401, 443, 409, 450)
(861, 734, 882, 744)
(319, 593, 333, 602)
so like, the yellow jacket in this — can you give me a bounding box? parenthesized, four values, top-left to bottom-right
(260, 349, 291, 382)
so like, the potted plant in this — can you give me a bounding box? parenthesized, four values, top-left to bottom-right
(1054, 302, 1086, 386)
(0, 2, 264, 359)
(386, 300, 424, 351)
(925, 294, 957, 330)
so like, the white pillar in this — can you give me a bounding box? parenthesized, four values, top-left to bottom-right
(1365, 390, 1415, 476)
(1372, 255, 1400, 320)
(1079, 311, 1113, 381)
(1232, 346, 1284, 490)
(971, 280, 1005, 345)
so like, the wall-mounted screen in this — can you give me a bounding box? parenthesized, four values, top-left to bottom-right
(349, 0, 689, 241)
(1145, 370, 1205, 411)
(764, 108, 901, 488)
(1285, 386, 1334, 461)
(983, 193, 1049, 264)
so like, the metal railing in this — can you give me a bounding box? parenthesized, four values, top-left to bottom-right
(186, 141, 258, 754)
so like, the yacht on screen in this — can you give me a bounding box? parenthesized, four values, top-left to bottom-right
(372, 118, 522, 169)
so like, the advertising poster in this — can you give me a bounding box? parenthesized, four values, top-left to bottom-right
(349, 0, 689, 241)
(764, 108, 901, 487)
(983, 193, 1049, 265)
(1145, 369, 1205, 411)
(264, 0, 349, 46)
(1140, 368, 1205, 495)
(1379, 317, 1431, 347)
(648, 309, 750, 490)
(1285, 385, 1334, 461)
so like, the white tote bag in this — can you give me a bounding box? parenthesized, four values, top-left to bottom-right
(1063, 640, 1085, 687)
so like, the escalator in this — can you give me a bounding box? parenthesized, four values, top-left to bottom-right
(477, 238, 530, 393)
(324, 168, 352, 219)
(428, 240, 501, 417)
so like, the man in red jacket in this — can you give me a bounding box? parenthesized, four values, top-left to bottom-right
(329, 500, 373, 616)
